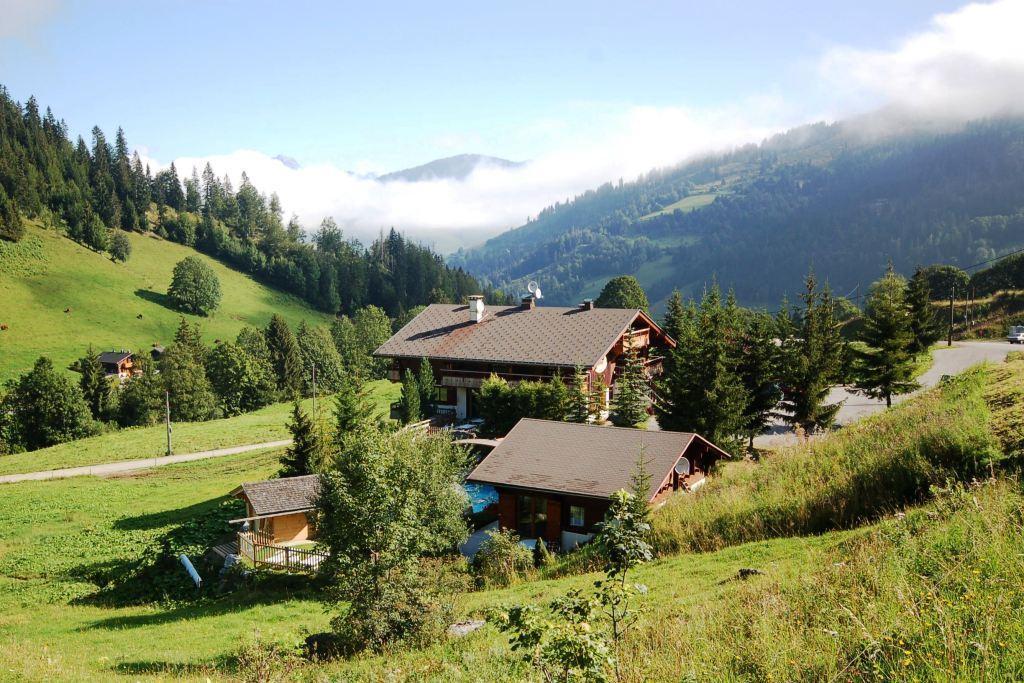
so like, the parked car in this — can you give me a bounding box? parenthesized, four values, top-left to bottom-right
(1008, 326, 1024, 344)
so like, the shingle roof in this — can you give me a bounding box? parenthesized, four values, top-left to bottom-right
(373, 303, 645, 367)
(466, 419, 715, 500)
(236, 475, 320, 516)
(98, 351, 132, 365)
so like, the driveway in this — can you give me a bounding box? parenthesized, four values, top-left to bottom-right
(0, 440, 293, 485)
(754, 341, 1014, 449)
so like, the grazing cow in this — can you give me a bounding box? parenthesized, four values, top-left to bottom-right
(0, 323, 8, 331)
(64, 307, 72, 313)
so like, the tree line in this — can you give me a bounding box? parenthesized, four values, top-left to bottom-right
(0, 85, 499, 318)
(0, 308, 394, 454)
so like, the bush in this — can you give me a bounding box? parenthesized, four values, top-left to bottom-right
(168, 256, 221, 315)
(474, 528, 534, 587)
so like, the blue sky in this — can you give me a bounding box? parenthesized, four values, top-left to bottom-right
(2, 0, 966, 169)
(1, 0, 1020, 243)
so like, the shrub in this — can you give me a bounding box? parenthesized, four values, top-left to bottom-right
(474, 528, 534, 587)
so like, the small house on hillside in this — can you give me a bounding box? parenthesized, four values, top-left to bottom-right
(374, 296, 675, 420)
(230, 475, 320, 544)
(98, 350, 139, 379)
(466, 418, 730, 550)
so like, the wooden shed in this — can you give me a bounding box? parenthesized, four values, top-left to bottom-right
(230, 475, 320, 544)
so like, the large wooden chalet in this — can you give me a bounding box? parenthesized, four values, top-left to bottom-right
(466, 418, 730, 550)
(373, 296, 675, 420)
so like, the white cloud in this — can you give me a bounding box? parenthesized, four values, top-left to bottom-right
(155, 101, 790, 249)
(151, 1, 1024, 248)
(820, 0, 1024, 119)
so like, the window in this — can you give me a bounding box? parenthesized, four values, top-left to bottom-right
(569, 505, 585, 528)
(516, 495, 547, 539)
(436, 387, 448, 402)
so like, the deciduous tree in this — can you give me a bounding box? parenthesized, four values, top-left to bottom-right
(167, 256, 221, 315)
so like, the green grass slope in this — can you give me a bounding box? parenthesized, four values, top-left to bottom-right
(0, 221, 332, 383)
(0, 359, 1019, 681)
(0, 379, 399, 476)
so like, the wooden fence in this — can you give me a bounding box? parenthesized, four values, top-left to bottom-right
(237, 530, 328, 574)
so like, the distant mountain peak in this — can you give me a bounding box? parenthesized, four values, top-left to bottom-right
(273, 154, 300, 170)
(379, 153, 523, 183)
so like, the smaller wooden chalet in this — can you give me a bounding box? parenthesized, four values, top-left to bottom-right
(98, 350, 139, 379)
(374, 296, 675, 420)
(230, 475, 320, 544)
(466, 419, 730, 550)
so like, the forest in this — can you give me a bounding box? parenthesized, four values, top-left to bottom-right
(0, 85, 492, 319)
(451, 118, 1024, 307)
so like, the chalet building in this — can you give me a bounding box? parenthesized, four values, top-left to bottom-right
(230, 475, 319, 544)
(374, 296, 675, 420)
(466, 419, 730, 550)
(98, 350, 140, 380)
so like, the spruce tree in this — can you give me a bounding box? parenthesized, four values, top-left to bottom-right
(335, 374, 375, 451)
(280, 400, 326, 476)
(611, 344, 648, 428)
(737, 312, 782, 451)
(853, 265, 920, 407)
(265, 314, 303, 394)
(0, 184, 23, 242)
(159, 343, 218, 422)
(416, 357, 435, 417)
(662, 290, 686, 341)
(777, 273, 844, 433)
(399, 369, 421, 424)
(589, 374, 607, 421)
(566, 365, 592, 423)
(76, 345, 111, 419)
(908, 266, 940, 354)
(655, 284, 748, 451)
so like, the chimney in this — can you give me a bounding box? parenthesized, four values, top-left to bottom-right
(521, 295, 536, 311)
(579, 299, 594, 311)
(468, 295, 485, 323)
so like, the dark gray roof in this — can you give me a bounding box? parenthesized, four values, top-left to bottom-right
(373, 303, 647, 367)
(98, 351, 132, 365)
(235, 475, 320, 516)
(466, 419, 724, 500)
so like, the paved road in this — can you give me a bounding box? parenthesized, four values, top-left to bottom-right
(0, 440, 293, 485)
(754, 341, 1014, 449)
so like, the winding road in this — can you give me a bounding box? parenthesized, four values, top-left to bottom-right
(753, 340, 1014, 449)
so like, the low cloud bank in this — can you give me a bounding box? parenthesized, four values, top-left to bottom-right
(153, 1, 1024, 247)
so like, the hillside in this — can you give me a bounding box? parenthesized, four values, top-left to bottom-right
(0, 220, 332, 383)
(0, 355, 1019, 680)
(452, 116, 1024, 309)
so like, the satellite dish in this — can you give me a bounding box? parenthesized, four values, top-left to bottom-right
(527, 280, 543, 300)
(674, 458, 690, 476)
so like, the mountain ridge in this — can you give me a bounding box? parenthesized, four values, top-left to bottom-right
(378, 153, 523, 183)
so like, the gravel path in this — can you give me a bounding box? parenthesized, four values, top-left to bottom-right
(0, 440, 293, 485)
(754, 341, 1014, 449)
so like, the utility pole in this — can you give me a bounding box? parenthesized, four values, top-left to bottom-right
(948, 283, 955, 347)
(165, 390, 173, 456)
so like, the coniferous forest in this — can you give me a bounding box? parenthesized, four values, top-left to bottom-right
(0, 86, 488, 318)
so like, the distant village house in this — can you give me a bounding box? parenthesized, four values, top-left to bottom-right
(374, 296, 675, 420)
(98, 350, 140, 380)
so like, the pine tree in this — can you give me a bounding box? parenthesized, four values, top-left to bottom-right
(280, 400, 327, 476)
(655, 284, 748, 451)
(777, 273, 844, 433)
(662, 290, 686, 341)
(0, 184, 24, 242)
(853, 265, 920, 407)
(566, 365, 591, 423)
(737, 311, 782, 451)
(76, 345, 111, 419)
(611, 343, 648, 427)
(908, 266, 940, 354)
(173, 317, 207, 364)
(265, 314, 303, 394)
(399, 369, 421, 424)
(416, 357, 435, 417)
(334, 374, 375, 450)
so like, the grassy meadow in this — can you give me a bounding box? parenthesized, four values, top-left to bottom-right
(0, 358, 1020, 680)
(0, 379, 399, 476)
(0, 221, 332, 383)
